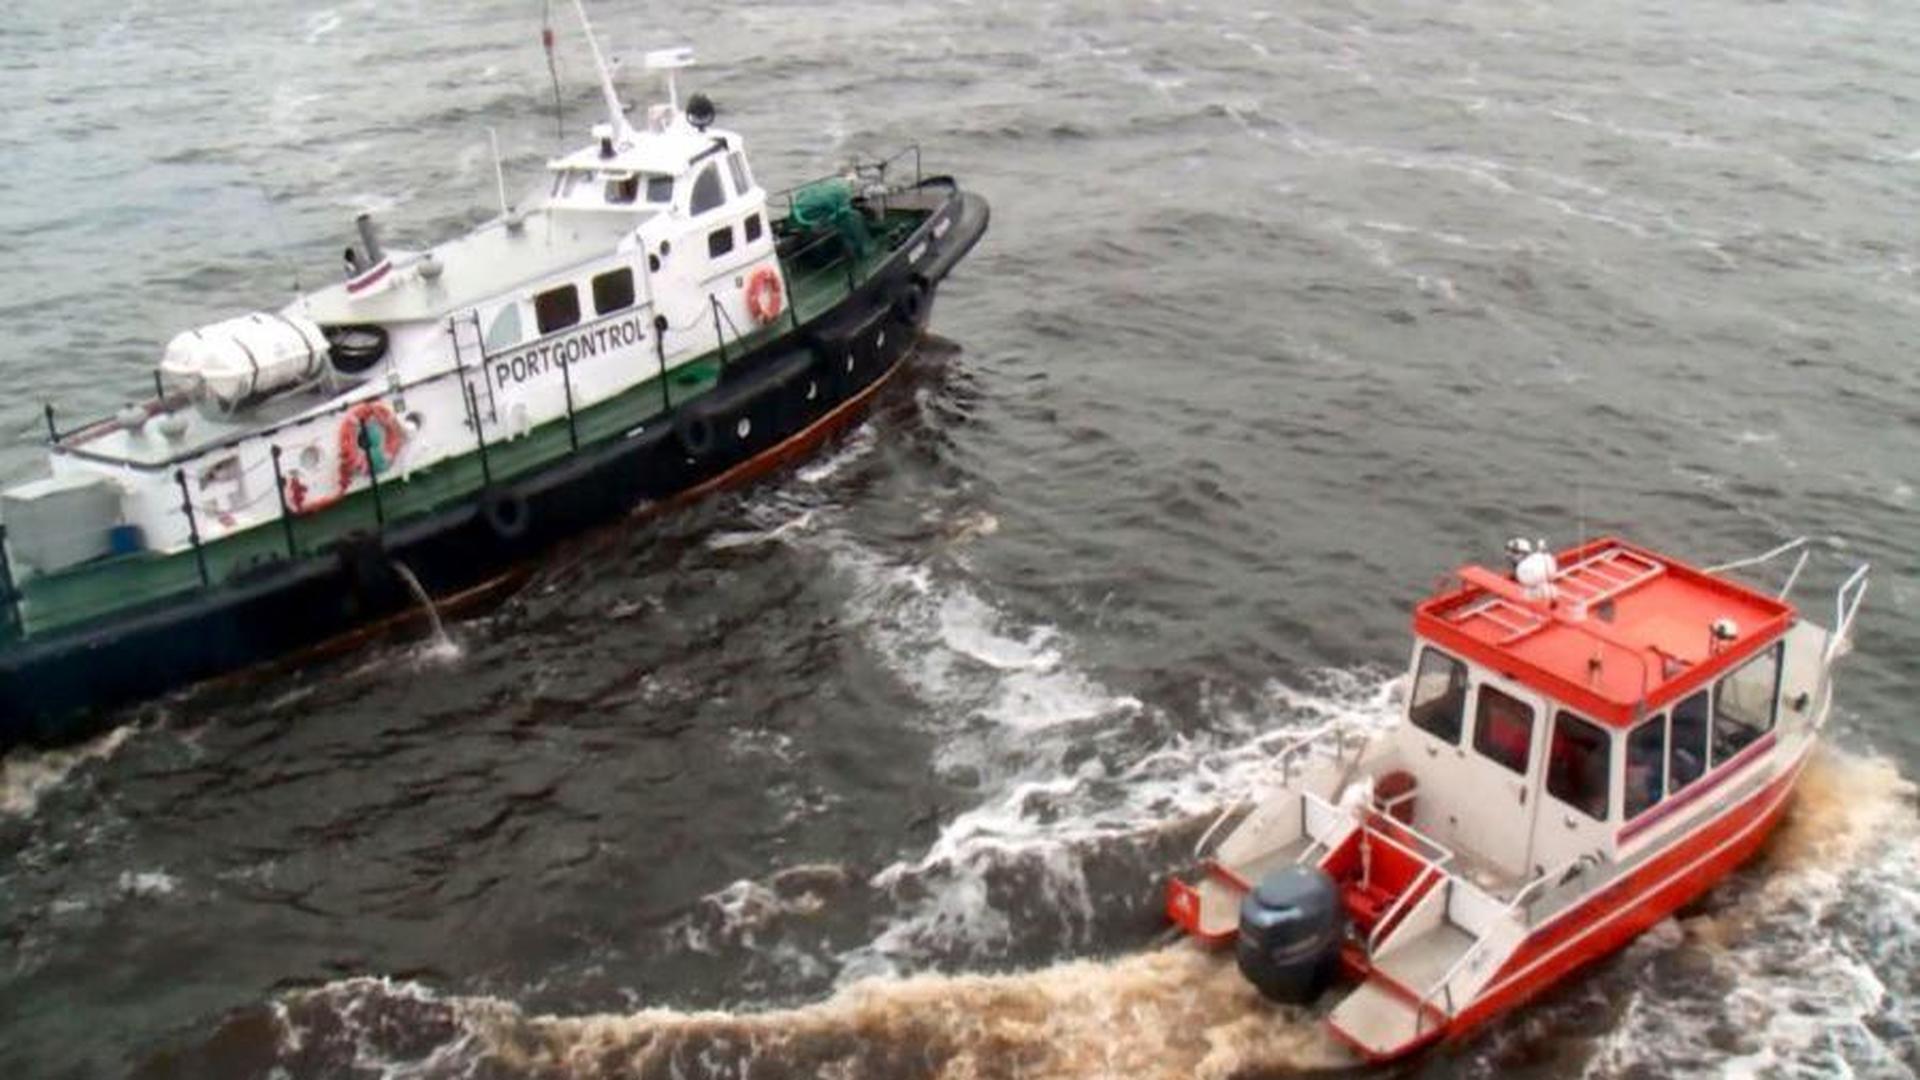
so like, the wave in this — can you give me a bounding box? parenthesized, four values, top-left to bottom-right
(0, 725, 136, 818)
(1577, 747, 1920, 1077)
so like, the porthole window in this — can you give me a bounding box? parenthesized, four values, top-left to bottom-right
(534, 285, 581, 335)
(708, 226, 735, 259)
(647, 175, 674, 203)
(690, 163, 724, 215)
(744, 213, 763, 243)
(592, 268, 635, 315)
(736, 418, 751, 439)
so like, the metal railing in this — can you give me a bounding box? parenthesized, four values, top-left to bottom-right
(1707, 535, 1870, 665)
(1366, 863, 1442, 958)
(1190, 717, 1368, 860)
(0, 525, 18, 639)
(1826, 563, 1870, 664)
(1707, 535, 1811, 600)
(765, 144, 925, 219)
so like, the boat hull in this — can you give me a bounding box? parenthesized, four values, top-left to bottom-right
(1437, 742, 1808, 1053)
(0, 191, 989, 748)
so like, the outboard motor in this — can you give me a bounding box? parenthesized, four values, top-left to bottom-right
(1236, 865, 1346, 1004)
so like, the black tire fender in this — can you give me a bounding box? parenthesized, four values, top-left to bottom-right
(891, 278, 929, 325)
(334, 531, 393, 607)
(675, 409, 715, 459)
(328, 324, 390, 375)
(480, 489, 531, 541)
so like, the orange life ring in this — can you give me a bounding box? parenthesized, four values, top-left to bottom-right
(337, 401, 406, 492)
(745, 265, 784, 324)
(286, 401, 408, 515)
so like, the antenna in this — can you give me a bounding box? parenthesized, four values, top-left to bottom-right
(569, 0, 628, 138)
(1577, 481, 1587, 555)
(645, 46, 696, 114)
(542, 1, 564, 146)
(488, 127, 510, 217)
(251, 180, 308, 316)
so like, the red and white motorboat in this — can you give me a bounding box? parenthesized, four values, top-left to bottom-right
(1165, 536, 1870, 1063)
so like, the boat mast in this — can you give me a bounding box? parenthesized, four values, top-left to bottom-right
(570, 0, 631, 138)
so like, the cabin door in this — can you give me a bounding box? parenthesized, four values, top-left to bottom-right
(1449, 671, 1547, 880)
(1526, 706, 1618, 881)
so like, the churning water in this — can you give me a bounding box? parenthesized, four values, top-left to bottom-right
(2, 0, 1917, 1077)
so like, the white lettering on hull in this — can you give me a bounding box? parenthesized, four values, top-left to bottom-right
(491, 315, 648, 391)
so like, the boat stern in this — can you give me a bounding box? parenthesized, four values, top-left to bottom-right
(1165, 862, 1247, 946)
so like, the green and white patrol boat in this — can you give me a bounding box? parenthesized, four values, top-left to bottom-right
(0, 4, 989, 746)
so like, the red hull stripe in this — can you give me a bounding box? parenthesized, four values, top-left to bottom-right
(346, 260, 392, 294)
(1447, 747, 1805, 1039)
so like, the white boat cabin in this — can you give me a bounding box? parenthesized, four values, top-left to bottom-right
(1380, 538, 1813, 888)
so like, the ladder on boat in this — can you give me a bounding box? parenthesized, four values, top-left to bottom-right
(446, 311, 497, 425)
(1451, 545, 1665, 644)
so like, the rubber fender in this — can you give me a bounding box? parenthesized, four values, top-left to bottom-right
(480, 488, 531, 542)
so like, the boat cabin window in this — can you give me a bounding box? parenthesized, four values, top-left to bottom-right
(605, 172, 640, 204)
(534, 284, 581, 335)
(592, 268, 635, 315)
(1472, 686, 1534, 774)
(1669, 690, 1709, 795)
(648, 175, 674, 203)
(690, 163, 725, 215)
(708, 225, 735, 258)
(1625, 714, 1666, 819)
(727, 151, 752, 194)
(485, 304, 523, 353)
(1409, 647, 1468, 745)
(1547, 710, 1611, 821)
(745, 213, 764, 244)
(1712, 642, 1781, 766)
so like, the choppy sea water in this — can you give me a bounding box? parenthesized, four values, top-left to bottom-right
(1, 0, 1917, 1077)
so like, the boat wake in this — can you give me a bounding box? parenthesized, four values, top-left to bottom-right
(221, 945, 1344, 1080)
(178, 745, 1919, 1080)
(1574, 746, 1920, 1078)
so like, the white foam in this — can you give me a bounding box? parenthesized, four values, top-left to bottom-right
(1582, 748, 1920, 1078)
(0, 725, 136, 818)
(302, 10, 342, 45)
(845, 669, 1401, 979)
(117, 868, 178, 898)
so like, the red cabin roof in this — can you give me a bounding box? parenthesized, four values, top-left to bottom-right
(1412, 537, 1796, 728)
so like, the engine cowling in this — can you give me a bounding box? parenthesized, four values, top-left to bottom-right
(1236, 865, 1346, 1004)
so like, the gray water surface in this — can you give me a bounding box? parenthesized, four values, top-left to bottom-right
(1, 1, 1916, 1077)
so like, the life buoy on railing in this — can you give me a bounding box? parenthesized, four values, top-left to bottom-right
(337, 401, 407, 491)
(745, 265, 784, 325)
(283, 400, 407, 515)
